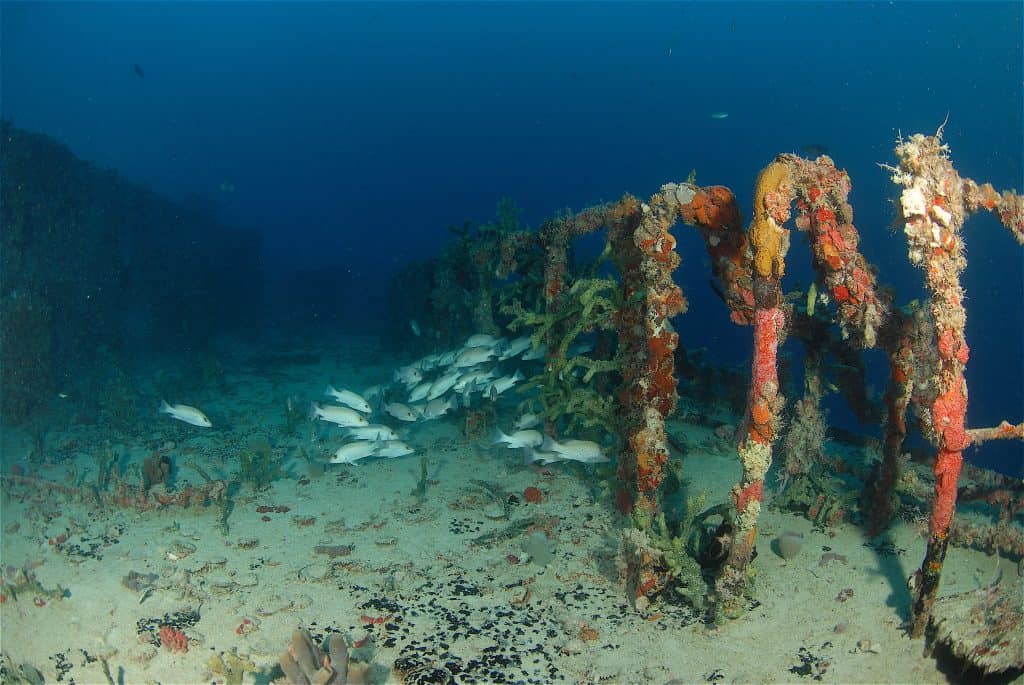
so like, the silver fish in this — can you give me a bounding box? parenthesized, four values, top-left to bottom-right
(454, 346, 496, 368)
(331, 440, 381, 464)
(526, 436, 608, 464)
(453, 368, 495, 393)
(485, 370, 525, 399)
(386, 402, 419, 422)
(159, 400, 212, 428)
(522, 448, 562, 465)
(374, 440, 415, 458)
(465, 333, 499, 348)
(345, 424, 399, 441)
(311, 402, 369, 428)
(325, 386, 372, 413)
(421, 395, 457, 420)
(493, 428, 543, 449)
(407, 381, 433, 403)
(394, 365, 423, 386)
(417, 352, 442, 371)
(427, 369, 461, 400)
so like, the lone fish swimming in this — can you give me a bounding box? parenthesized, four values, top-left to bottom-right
(159, 400, 212, 428)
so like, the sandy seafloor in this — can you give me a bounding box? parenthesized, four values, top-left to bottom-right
(1, 336, 1020, 684)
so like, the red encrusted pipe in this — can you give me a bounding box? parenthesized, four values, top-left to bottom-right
(709, 158, 794, 614)
(887, 127, 1023, 637)
(735, 307, 783, 515)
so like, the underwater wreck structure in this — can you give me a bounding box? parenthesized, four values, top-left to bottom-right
(3, 125, 1019, 680)
(394, 127, 1023, 664)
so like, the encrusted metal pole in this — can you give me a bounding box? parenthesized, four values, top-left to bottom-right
(711, 160, 791, 615)
(886, 127, 1023, 636)
(869, 311, 916, 535)
(608, 185, 719, 604)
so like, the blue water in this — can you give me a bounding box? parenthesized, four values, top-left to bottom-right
(3, 1, 1021, 475)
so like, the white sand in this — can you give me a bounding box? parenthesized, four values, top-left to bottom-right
(1, 339, 1016, 684)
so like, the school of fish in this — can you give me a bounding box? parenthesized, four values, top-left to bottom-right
(159, 331, 607, 467)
